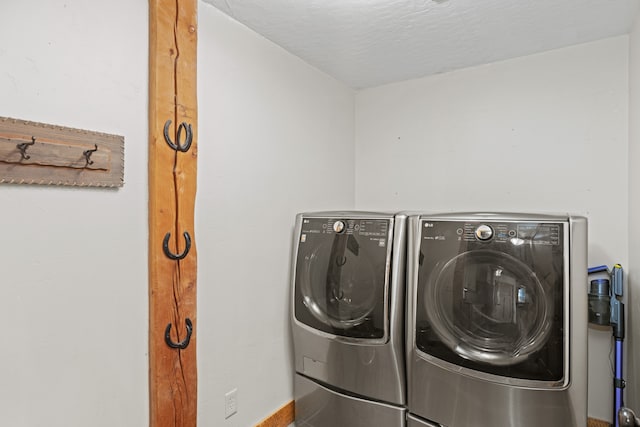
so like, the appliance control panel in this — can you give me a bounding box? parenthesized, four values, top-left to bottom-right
(300, 217, 391, 246)
(423, 220, 561, 246)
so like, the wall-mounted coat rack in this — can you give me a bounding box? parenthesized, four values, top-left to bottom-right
(0, 116, 124, 187)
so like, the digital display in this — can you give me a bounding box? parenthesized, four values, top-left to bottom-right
(517, 223, 560, 246)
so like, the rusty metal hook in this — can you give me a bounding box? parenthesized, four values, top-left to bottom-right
(16, 136, 36, 160)
(165, 318, 193, 349)
(83, 144, 98, 167)
(162, 231, 191, 260)
(163, 120, 193, 152)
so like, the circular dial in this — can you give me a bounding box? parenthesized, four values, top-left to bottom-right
(333, 220, 346, 233)
(475, 224, 493, 241)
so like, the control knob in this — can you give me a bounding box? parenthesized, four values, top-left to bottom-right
(475, 224, 493, 241)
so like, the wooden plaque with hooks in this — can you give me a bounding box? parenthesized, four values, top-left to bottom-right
(0, 116, 124, 187)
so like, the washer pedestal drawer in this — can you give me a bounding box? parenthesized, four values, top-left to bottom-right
(295, 374, 406, 427)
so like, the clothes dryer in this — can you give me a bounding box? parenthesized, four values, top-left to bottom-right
(291, 212, 407, 427)
(406, 213, 587, 427)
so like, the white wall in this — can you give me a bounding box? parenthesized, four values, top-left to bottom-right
(628, 9, 640, 416)
(197, 4, 355, 426)
(355, 37, 629, 422)
(0, 1, 148, 427)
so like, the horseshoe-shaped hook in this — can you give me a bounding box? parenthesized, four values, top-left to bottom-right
(164, 318, 193, 350)
(163, 119, 193, 152)
(83, 144, 98, 167)
(163, 231, 191, 260)
(17, 136, 36, 160)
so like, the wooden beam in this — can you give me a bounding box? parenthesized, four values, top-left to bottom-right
(149, 0, 198, 426)
(255, 401, 295, 427)
(587, 418, 611, 427)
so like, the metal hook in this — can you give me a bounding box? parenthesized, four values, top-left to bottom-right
(164, 318, 193, 350)
(162, 231, 191, 260)
(16, 136, 36, 160)
(83, 144, 98, 167)
(163, 119, 193, 152)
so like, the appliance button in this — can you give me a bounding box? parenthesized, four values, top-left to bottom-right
(333, 221, 346, 233)
(475, 224, 493, 241)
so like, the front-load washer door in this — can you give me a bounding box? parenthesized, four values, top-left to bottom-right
(294, 216, 393, 341)
(415, 219, 567, 386)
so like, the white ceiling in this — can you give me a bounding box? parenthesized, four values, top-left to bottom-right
(202, 0, 639, 89)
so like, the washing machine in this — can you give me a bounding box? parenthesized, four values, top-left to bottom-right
(406, 213, 587, 427)
(291, 212, 407, 427)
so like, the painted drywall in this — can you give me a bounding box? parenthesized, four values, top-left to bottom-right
(197, 4, 355, 426)
(355, 37, 629, 422)
(0, 1, 148, 427)
(628, 9, 640, 417)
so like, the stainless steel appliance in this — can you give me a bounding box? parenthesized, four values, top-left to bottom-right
(406, 213, 587, 427)
(291, 212, 407, 427)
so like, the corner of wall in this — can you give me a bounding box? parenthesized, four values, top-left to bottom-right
(627, 6, 640, 416)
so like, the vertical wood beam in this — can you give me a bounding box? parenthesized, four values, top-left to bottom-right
(149, 0, 198, 426)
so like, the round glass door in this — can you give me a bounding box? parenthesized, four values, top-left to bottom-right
(424, 249, 552, 366)
(300, 235, 378, 329)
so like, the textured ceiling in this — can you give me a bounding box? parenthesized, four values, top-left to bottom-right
(202, 0, 639, 89)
